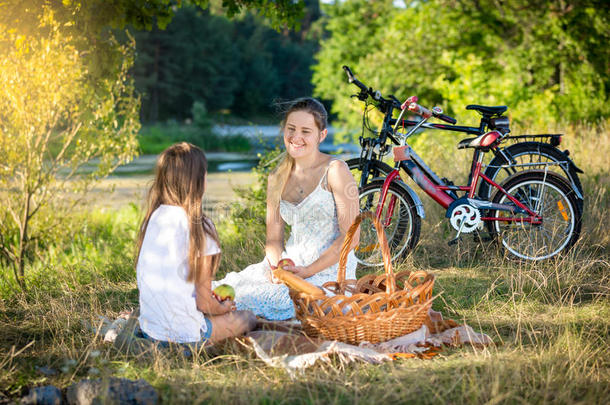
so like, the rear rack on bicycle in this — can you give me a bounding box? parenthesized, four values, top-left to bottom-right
(484, 161, 569, 170)
(505, 134, 563, 147)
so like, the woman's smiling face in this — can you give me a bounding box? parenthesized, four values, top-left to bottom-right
(283, 110, 327, 159)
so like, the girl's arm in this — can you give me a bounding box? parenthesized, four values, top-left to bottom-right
(284, 160, 360, 278)
(195, 260, 234, 315)
(265, 177, 285, 268)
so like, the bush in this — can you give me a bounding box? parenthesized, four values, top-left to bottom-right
(0, 205, 140, 300)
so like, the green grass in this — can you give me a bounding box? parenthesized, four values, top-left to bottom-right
(0, 123, 608, 403)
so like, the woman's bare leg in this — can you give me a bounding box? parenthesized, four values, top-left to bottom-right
(207, 310, 257, 343)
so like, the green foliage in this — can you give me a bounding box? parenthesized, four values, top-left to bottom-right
(0, 21, 140, 288)
(203, 0, 306, 30)
(0, 0, 307, 290)
(223, 146, 283, 231)
(0, 204, 140, 300)
(0, 0, 304, 33)
(313, 0, 609, 132)
(312, 0, 394, 136)
(0, 1, 309, 122)
(132, 4, 320, 122)
(137, 125, 177, 155)
(131, 7, 242, 121)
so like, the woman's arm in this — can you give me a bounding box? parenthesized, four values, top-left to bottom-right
(265, 177, 285, 268)
(195, 264, 234, 315)
(286, 160, 360, 278)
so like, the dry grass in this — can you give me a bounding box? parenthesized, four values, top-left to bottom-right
(0, 123, 608, 403)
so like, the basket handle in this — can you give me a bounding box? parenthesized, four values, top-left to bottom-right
(337, 211, 396, 295)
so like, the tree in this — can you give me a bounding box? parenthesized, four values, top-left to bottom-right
(132, 7, 242, 122)
(313, 0, 609, 132)
(0, 25, 140, 289)
(312, 0, 395, 133)
(132, 3, 321, 121)
(444, 0, 610, 124)
(0, 0, 305, 33)
(0, 0, 306, 121)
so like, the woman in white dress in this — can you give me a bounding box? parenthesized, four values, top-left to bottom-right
(215, 97, 360, 320)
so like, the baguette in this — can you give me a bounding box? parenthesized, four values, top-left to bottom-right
(272, 268, 326, 298)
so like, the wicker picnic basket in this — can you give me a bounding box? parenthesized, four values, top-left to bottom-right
(282, 211, 435, 345)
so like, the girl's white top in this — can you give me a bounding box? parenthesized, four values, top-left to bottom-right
(137, 204, 220, 343)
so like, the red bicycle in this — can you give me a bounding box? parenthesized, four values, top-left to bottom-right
(353, 97, 582, 265)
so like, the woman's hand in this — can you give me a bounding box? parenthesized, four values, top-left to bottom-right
(282, 264, 313, 279)
(264, 258, 282, 284)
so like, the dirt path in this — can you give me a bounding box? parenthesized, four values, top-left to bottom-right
(87, 172, 258, 214)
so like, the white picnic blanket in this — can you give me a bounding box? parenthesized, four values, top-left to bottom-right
(247, 323, 492, 376)
(95, 311, 492, 376)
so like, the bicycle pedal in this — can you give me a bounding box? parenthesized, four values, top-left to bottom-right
(448, 237, 461, 246)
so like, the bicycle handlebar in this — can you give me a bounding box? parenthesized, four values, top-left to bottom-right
(342, 65, 368, 93)
(343, 67, 458, 125)
(343, 65, 402, 108)
(403, 96, 457, 124)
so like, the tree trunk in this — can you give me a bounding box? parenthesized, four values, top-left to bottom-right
(150, 38, 160, 122)
(15, 191, 32, 290)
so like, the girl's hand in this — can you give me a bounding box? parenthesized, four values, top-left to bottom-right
(213, 291, 236, 311)
(220, 299, 236, 313)
(283, 265, 313, 279)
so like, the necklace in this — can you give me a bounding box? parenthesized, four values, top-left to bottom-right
(293, 157, 325, 196)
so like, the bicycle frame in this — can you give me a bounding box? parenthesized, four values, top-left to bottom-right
(389, 118, 584, 199)
(375, 112, 542, 227)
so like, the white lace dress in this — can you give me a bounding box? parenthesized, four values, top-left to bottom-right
(213, 163, 357, 320)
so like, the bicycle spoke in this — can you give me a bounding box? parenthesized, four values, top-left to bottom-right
(356, 183, 416, 266)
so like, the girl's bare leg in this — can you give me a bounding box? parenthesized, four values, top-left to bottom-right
(207, 310, 257, 343)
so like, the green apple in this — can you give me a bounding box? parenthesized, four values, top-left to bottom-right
(213, 284, 235, 301)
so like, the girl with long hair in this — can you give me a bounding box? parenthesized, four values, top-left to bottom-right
(136, 142, 256, 344)
(214, 97, 360, 320)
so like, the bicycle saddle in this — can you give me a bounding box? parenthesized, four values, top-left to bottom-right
(466, 105, 507, 115)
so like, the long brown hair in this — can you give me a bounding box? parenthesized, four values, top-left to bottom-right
(268, 97, 329, 207)
(136, 142, 220, 284)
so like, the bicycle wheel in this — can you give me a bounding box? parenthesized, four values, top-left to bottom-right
(356, 180, 421, 266)
(480, 142, 584, 201)
(346, 158, 393, 188)
(488, 170, 581, 261)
